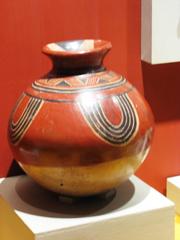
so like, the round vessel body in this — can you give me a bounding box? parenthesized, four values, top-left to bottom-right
(8, 40, 154, 196)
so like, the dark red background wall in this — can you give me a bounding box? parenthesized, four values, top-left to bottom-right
(0, 0, 179, 193)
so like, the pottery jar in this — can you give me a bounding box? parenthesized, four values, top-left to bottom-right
(8, 39, 154, 197)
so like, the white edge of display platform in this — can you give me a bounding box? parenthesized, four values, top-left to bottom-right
(167, 175, 180, 215)
(0, 175, 175, 240)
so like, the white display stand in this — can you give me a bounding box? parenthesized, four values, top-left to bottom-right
(0, 175, 174, 240)
(167, 176, 180, 215)
(141, 0, 180, 64)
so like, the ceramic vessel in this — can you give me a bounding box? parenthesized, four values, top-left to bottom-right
(8, 39, 154, 197)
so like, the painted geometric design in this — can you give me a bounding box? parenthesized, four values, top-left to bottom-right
(10, 97, 44, 145)
(32, 73, 126, 94)
(97, 78, 109, 84)
(79, 93, 139, 145)
(33, 71, 123, 91)
(56, 80, 71, 87)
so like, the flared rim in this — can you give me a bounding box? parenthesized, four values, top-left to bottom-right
(42, 39, 112, 57)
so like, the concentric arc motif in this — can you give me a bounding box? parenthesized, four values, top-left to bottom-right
(10, 96, 44, 145)
(79, 93, 139, 145)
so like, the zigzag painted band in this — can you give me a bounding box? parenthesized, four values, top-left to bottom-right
(79, 93, 139, 145)
(32, 77, 126, 94)
(10, 97, 44, 145)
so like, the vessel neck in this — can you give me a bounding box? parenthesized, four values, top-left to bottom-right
(49, 64, 106, 77)
(42, 39, 112, 77)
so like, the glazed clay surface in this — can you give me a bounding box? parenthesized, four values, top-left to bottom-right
(8, 40, 154, 196)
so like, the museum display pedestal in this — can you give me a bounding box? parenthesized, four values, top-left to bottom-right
(167, 176, 180, 215)
(0, 175, 174, 240)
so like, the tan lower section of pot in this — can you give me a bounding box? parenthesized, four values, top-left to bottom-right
(19, 155, 142, 197)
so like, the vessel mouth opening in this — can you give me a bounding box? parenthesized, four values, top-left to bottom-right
(43, 39, 112, 56)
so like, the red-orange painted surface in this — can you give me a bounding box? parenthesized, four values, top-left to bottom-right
(0, 0, 179, 193)
(8, 39, 153, 196)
